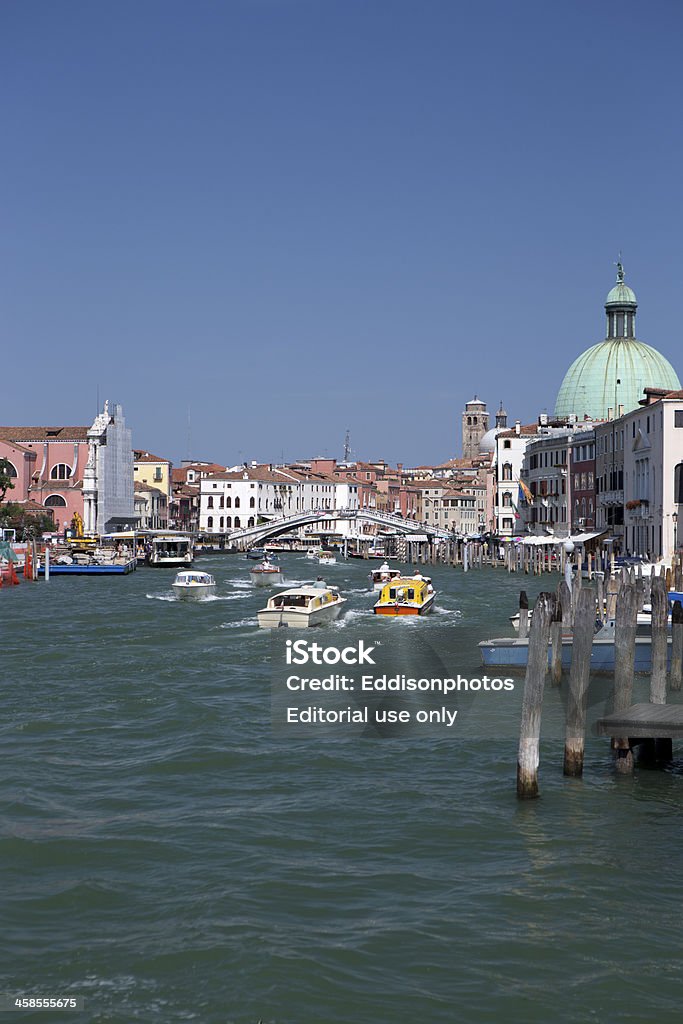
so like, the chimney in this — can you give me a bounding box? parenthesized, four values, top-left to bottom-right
(515, 420, 521, 435)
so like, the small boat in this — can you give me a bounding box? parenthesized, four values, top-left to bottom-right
(257, 582, 346, 628)
(250, 559, 283, 586)
(318, 551, 337, 566)
(146, 533, 194, 569)
(171, 570, 216, 599)
(479, 621, 673, 672)
(306, 548, 321, 561)
(246, 547, 267, 560)
(374, 574, 435, 616)
(369, 561, 402, 590)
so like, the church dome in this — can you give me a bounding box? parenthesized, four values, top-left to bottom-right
(554, 340, 680, 420)
(479, 427, 502, 453)
(554, 263, 680, 420)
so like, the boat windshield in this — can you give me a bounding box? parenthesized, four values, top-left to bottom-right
(272, 594, 311, 608)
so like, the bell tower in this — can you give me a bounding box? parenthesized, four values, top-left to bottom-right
(462, 396, 488, 459)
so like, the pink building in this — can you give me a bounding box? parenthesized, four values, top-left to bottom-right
(0, 427, 91, 533)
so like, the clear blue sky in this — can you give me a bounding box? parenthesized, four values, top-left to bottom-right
(3, 0, 682, 466)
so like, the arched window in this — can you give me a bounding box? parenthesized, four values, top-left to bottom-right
(248, 517, 255, 527)
(467, 416, 472, 425)
(249, 497, 255, 509)
(675, 463, 683, 505)
(226, 496, 231, 508)
(207, 496, 214, 509)
(502, 493, 512, 507)
(234, 497, 240, 509)
(219, 496, 224, 508)
(207, 516, 214, 529)
(220, 516, 224, 529)
(234, 516, 241, 528)
(44, 494, 67, 507)
(502, 463, 513, 481)
(225, 516, 232, 528)
(50, 464, 72, 480)
(1, 460, 17, 477)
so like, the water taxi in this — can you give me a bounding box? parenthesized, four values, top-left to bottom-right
(146, 533, 194, 569)
(246, 547, 267, 560)
(318, 551, 337, 566)
(257, 582, 346, 628)
(172, 570, 216, 600)
(373, 574, 435, 616)
(250, 559, 283, 586)
(369, 561, 402, 590)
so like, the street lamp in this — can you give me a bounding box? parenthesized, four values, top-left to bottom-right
(563, 538, 575, 593)
(674, 511, 678, 555)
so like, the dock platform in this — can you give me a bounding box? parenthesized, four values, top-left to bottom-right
(596, 703, 683, 739)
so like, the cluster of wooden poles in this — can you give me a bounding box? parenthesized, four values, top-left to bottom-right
(517, 557, 683, 799)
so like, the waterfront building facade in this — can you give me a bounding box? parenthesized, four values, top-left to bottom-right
(0, 426, 90, 533)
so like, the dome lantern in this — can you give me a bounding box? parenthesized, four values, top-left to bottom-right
(605, 260, 637, 339)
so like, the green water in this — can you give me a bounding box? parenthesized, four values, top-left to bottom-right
(2, 555, 682, 1023)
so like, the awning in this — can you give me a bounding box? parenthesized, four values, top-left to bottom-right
(404, 534, 429, 542)
(519, 530, 608, 546)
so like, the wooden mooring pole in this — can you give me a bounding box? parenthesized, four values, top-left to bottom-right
(650, 575, 668, 705)
(563, 588, 596, 777)
(612, 578, 639, 773)
(518, 591, 529, 640)
(651, 574, 672, 760)
(517, 592, 556, 799)
(671, 600, 683, 692)
(550, 584, 564, 687)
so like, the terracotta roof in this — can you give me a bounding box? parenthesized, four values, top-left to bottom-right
(0, 426, 88, 442)
(133, 450, 170, 464)
(134, 481, 166, 495)
(496, 425, 538, 438)
(172, 463, 225, 482)
(414, 479, 449, 490)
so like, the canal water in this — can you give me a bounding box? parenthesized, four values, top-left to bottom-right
(2, 554, 682, 1023)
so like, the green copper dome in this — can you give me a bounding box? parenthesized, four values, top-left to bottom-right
(554, 262, 681, 420)
(554, 339, 680, 420)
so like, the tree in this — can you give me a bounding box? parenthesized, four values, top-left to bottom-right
(0, 502, 54, 541)
(0, 458, 15, 504)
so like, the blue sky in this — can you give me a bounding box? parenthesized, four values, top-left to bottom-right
(3, 0, 682, 466)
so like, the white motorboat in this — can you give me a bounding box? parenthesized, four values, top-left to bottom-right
(250, 559, 283, 586)
(147, 533, 194, 569)
(369, 561, 402, 590)
(318, 551, 337, 566)
(257, 582, 346, 628)
(171, 570, 216, 600)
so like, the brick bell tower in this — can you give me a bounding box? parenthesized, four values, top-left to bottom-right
(461, 396, 488, 459)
